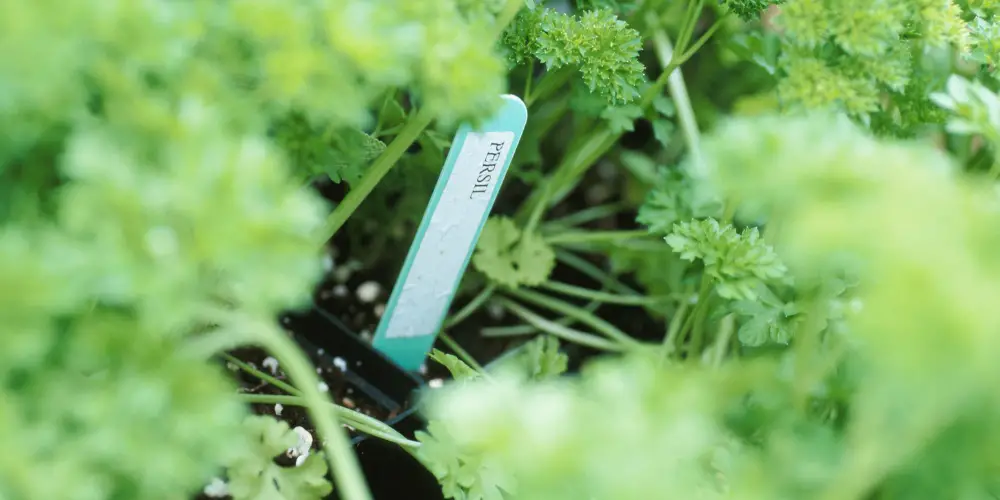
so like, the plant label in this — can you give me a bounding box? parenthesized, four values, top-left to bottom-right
(372, 95, 528, 372)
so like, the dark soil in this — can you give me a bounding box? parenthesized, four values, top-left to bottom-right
(227, 345, 398, 427)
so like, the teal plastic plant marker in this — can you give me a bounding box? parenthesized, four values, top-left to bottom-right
(371, 95, 528, 372)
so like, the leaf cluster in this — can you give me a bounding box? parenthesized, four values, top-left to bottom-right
(472, 216, 556, 289)
(666, 218, 787, 301)
(503, 6, 646, 105)
(225, 416, 333, 500)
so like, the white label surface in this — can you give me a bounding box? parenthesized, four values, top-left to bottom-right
(382, 131, 514, 338)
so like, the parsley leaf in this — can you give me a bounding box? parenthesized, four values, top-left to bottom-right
(665, 218, 787, 301)
(473, 217, 555, 289)
(430, 349, 483, 381)
(503, 7, 646, 105)
(416, 421, 517, 500)
(226, 416, 333, 500)
(515, 335, 569, 380)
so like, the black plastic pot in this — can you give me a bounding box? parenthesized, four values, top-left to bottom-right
(279, 306, 445, 500)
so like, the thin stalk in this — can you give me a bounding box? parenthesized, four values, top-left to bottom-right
(318, 107, 434, 243)
(438, 331, 487, 374)
(371, 90, 397, 137)
(481, 323, 542, 337)
(481, 293, 604, 337)
(650, 17, 704, 174)
(525, 67, 574, 107)
(540, 280, 669, 306)
(443, 285, 496, 329)
(505, 288, 643, 348)
(687, 277, 714, 357)
(239, 394, 421, 449)
(489, 0, 525, 40)
(374, 124, 404, 138)
(222, 353, 303, 396)
(543, 202, 627, 229)
(544, 229, 650, 245)
(660, 300, 690, 362)
(675, 0, 705, 52)
(677, 16, 726, 63)
(555, 249, 639, 296)
(183, 327, 246, 360)
(524, 59, 536, 101)
(711, 314, 735, 367)
(498, 298, 627, 352)
(259, 327, 372, 500)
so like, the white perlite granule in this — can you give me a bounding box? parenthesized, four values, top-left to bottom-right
(356, 281, 381, 303)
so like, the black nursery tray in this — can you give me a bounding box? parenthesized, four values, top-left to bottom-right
(277, 307, 445, 500)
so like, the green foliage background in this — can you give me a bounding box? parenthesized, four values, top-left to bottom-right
(7, 0, 1000, 499)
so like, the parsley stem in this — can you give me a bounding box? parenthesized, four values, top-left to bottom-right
(687, 275, 714, 357)
(660, 300, 690, 363)
(238, 394, 421, 449)
(505, 287, 644, 348)
(371, 89, 397, 137)
(554, 249, 640, 296)
(710, 314, 735, 367)
(256, 323, 373, 500)
(498, 298, 627, 352)
(651, 21, 703, 174)
(540, 280, 670, 306)
(490, 0, 525, 41)
(524, 59, 536, 102)
(483, 291, 604, 337)
(676, 16, 726, 64)
(182, 327, 248, 360)
(675, 0, 705, 52)
(544, 229, 650, 245)
(222, 353, 303, 396)
(525, 67, 574, 107)
(542, 202, 627, 229)
(443, 285, 496, 329)
(438, 331, 487, 373)
(318, 107, 434, 244)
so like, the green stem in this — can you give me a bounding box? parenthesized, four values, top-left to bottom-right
(687, 276, 714, 357)
(318, 107, 435, 244)
(183, 328, 246, 360)
(660, 300, 690, 362)
(489, 0, 525, 40)
(677, 16, 726, 64)
(543, 202, 627, 229)
(239, 394, 421, 449)
(525, 67, 574, 107)
(554, 249, 639, 296)
(374, 124, 404, 138)
(438, 331, 487, 374)
(443, 285, 496, 329)
(650, 18, 703, 175)
(371, 90, 397, 137)
(675, 0, 705, 52)
(544, 229, 650, 245)
(222, 353, 302, 396)
(711, 314, 735, 367)
(258, 329, 372, 500)
(540, 280, 669, 306)
(498, 298, 627, 352)
(505, 288, 643, 348)
(524, 59, 536, 101)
